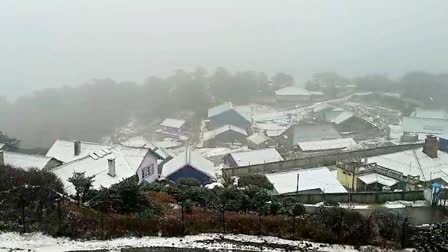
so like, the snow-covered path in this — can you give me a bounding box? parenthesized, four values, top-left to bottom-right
(0, 232, 368, 252)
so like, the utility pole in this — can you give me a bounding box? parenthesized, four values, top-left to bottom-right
(296, 173, 300, 195)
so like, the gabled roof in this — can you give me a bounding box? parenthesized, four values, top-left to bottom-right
(331, 111, 354, 125)
(228, 148, 283, 166)
(52, 145, 149, 194)
(203, 125, 248, 141)
(0, 143, 4, 150)
(161, 118, 186, 129)
(291, 124, 342, 143)
(46, 139, 167, 163)
(247, 133, 271, 145)
(266, 167, 347, 194)
(2, 151, 59, 171)
(298, 138, 357, 152)
(161, 149, 215, 179)
(208, 102, 233, 118)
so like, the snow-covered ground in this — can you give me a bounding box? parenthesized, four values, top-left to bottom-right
(304, 200, 428, 210)
(0, 232, 381, 252)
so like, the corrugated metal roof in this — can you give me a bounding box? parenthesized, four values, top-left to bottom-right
(358, 173, 399, 187)
(229, 148, 283, 166)
(402, 117, 448, 135)
(266, 167, 347, 194)
(368, 147, 448, 183)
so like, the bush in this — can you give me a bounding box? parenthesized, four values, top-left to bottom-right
(238, 174, 274, 190)
(371, 208, 406, 242)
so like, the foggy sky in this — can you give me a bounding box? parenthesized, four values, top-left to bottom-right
(2, 0, 448, 98)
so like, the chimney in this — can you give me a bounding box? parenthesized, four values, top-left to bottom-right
(423, 135, 438, 158)
(0, 151, 4, 166)
(108, 158, 116, 177)
(74, 140, 81, 156)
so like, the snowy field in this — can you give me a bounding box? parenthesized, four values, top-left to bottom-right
(0, 232, 388, 252)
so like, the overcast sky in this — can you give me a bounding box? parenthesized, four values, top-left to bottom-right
(1, 0, 448, 99)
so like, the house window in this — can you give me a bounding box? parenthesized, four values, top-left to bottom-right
(149, 164, 154, 176)
(142, 167, 147, 178)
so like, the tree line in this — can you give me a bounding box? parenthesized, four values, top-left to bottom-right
(2, 68, 448, 149)
(0, 68, 294, 148)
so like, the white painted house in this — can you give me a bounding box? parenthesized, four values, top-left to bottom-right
(46, 139, 167, 193)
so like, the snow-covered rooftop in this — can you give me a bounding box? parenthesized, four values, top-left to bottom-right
(331, 111, 354, 124)
(161, 148, 215, 179)
(208, 102, 233, 118)
(413, 108, 448, 119)
(2, 151, 58, 171)
(228, 148, 283, 166)
(203, 125, 247, 141)
(246, 133, 271, 145)
(358, 173, 399, 187)
(47, 139, 168, 163)
(160, 118, 186, 129)
(402, 116, 448, 135)
(52, 145, 149, 194)
(46, 139, 112, 163)
(367, 147, 448, 183)
(275, 86, 311, 96)
(266, 167, 348, 194)
(298, 138, 357, 152)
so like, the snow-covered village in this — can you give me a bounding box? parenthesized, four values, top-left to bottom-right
(2, 2, 448, 251)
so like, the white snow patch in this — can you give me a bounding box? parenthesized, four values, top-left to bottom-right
(0, 232, 371, 252)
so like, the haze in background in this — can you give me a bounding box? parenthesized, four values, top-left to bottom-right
(1, 0, 448, 98)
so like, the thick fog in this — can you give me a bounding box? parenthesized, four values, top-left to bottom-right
(2, 0, 448, 98)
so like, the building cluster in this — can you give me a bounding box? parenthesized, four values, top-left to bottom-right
(3, 100, 448, 203)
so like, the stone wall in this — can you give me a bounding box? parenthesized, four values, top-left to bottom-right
(277, 190, 424, 204)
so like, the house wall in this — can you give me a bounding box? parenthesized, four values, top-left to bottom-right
(167, 165, 213, 185)
(209, 110, 251, 130)
(162, 126, 181, 134)
(222, 143, 423, 179)
(337, 168, 359, 191)
(137, 151, 159, 183)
